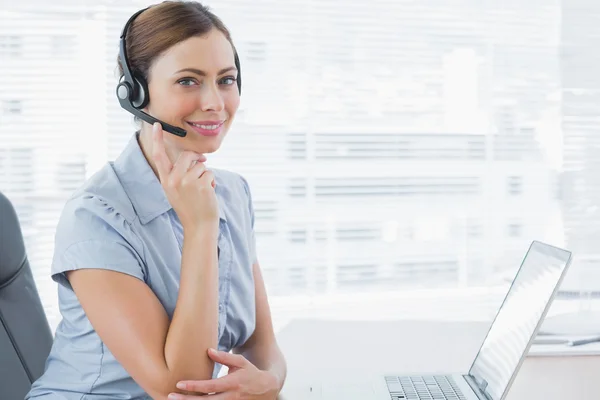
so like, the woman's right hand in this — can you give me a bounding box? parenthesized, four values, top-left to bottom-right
(151, 122, 219, 232)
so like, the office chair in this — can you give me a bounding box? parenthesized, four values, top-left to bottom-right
(0, 191, 53, 399)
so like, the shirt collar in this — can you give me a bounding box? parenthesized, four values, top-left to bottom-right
(113, 132, 226, 225)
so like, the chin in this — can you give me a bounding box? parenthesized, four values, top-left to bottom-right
(190, 135, 225, 154)
(199, 144, 220, 154)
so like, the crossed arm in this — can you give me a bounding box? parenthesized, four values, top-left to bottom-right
(68, 251, 286, 400)
(173, 262, 287, 399)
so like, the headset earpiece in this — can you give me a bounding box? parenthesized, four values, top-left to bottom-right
(116, 78, 132, 102)
(116, 74, 148, 110)
(131, 75, 149, 109)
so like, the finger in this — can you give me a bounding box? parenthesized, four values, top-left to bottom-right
(201, 393, 234, 400)
(167, 393, 221, 400)
(189, 154, 207, 165)
(176, 373, 239, 394)
(171, 151, 204, 183)
(151, 122, 172, 181)
(181, 162, 208, 186)
(207, 348, 248, 369)
(168, 392, 233, 400)
(198, 170, 216, 189)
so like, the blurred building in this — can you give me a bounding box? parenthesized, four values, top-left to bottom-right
(559, 0, 600, 294)
(0, 6, 89, 323)
(1, 1, 564, 314)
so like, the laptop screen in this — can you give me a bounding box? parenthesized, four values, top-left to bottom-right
(468, 241, 571, 400)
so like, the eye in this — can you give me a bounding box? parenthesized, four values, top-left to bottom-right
(220, 76, 237, 86)
(177, 78, 197, 86)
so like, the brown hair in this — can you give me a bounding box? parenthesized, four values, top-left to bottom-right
(117, 1, 236, 83)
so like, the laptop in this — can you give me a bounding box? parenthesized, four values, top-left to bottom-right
(316, 240, 572, 400)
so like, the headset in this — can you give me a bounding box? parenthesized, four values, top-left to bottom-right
(116, 6, 242, 138)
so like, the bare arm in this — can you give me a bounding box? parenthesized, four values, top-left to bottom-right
(165, 227, 219, 379)
(67, 228, 218, 399)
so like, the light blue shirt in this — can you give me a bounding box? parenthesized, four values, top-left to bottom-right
(26, 133, 257, 399)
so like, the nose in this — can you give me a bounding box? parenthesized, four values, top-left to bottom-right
(199, 82, 224, 112)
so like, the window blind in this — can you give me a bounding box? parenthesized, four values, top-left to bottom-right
(2, 0, 594, 333)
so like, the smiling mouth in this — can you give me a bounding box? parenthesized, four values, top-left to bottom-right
(188, 122, 223, 129)
(185, 121, 225, 136)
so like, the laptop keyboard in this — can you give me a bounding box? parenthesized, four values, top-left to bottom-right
(384, 375, 467, 400)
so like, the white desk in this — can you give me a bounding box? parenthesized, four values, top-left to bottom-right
(275, 319, 600, 400)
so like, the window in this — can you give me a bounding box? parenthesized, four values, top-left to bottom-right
(50, 35, 76, 57)
(287, 229, 307, 243)
(314, 177, 480, 199)
(392, 260, 458, 286)
(286, 266, 307, 291)
(507, 176, 523, 196)
(287, 132, 307, 160)
(56, 159, 86, 192)
(2, 1, 592, 333)
(3, 100, 22, 115)
(336, 226, 379, 241)
(467, 222, 484, 239)
(0, 147, 34, 194)
(314, 133, 488, 160)
(245, 41, 267, 62)
(336, 263, 378, 289)
(0, 35, 22, 57)
(288, 177, 306, 198)
(508, 223, 523, 238)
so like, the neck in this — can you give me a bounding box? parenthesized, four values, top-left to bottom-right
(137, 125, 162, 181)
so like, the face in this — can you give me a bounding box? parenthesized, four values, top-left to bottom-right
(143, 28, 240, 158)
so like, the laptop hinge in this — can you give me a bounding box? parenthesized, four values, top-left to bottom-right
(464, 375, 493, 400)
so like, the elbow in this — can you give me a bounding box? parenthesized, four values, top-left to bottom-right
(146, 378, 180, 400)
(141, 372, 178, 400)
(145, 360, 216, 399)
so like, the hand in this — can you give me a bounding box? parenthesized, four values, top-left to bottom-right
(168, 348, 280, 400)
(152, 122, 219, 231)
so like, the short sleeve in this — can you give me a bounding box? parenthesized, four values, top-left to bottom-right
(51, 194, 146, 290)
(239, 176, 258, 264)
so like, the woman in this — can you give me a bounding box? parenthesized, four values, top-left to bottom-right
(26, 2, 286, 399)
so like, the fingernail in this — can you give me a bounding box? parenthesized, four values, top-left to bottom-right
(153, 122, 160, 132)
(209, 348, 217, 355)
(176, 382, 186, 390)
(168, 394, 180, 400)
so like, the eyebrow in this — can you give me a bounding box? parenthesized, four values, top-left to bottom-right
(174, 67, 237, 76)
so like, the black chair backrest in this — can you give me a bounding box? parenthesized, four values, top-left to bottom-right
(0, 191, 53, 399)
